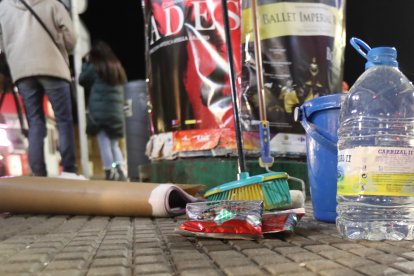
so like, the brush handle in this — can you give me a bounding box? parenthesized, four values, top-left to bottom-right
(259, 121, 274, 167)
(252, 0, 274, 169)
(251, 0, 266, 121)
(221, 0, 247, 174)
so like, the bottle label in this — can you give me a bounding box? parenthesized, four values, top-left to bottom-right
(337, 146, 414, 196)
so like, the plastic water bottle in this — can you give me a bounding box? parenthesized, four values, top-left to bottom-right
(336, 38, 414, 240)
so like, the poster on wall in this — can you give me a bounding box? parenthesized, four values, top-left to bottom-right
(240, 0, 346, 134)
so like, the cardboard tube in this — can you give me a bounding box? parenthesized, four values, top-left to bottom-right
(0, 176, 203, 217)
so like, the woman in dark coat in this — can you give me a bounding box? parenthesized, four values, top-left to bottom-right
(79, 41, 127, 180)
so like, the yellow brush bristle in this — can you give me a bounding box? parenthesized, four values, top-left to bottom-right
(226, 184, 275, 209)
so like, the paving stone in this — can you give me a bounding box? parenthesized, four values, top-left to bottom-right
(384, 240, 414, 248)
(228, 240, 262, 250)
(61, 246, 95, 253)
(92, 257, 130, 267)
(214, 257, 254, 268)
(8, 253, 50, 263)
(304, 244, 337, 253)
(202, 244, 233, 253)
(304, 259, 344, 272)
(336, 257, 378, 268)
(22, 247, 58, 255)
(392, 261, 414, 274)
(289, 236, 323, 247)
(250, 254, 290, 266)
(197, 240, 228, 246)
(101, 239, 130, 247)
(175, 259, 212, 270)
(168, 243, 195, 250)
(279, 272, 318, 276)
(67, 240, 99, 247)
(319, 268, 364, 276)
(133, 241, 161, 248)
(264, 262, 312, 275)
(383, 268, 408, 276)
(54, 252, 91, 261)
(133, 263, 171, 274)
(180, 269, 220, 276)
(273, 246, 309, 256)
(44, 259, 86, 270)
(135, 274, 172, 276)
(400, 252, 414, 260)
(355, 264, 398, 275)
(29, 241, 65, 249)
(366, 243, 412, 255)
(0, 262, 43, 273)
(171, 253, 207, 262)
(331, 243, 365, 251)
(223, 265, 267, 276)
(348, 247, 384, 257)
(367, 253, 407, 265)
(242, 248, 275, 257)
(286, 252, 324, 262)
(87, 266, 132, 276)
(260, 239, 294, 249)
(317, 237, 350, 245)
(208, 250, 245, 261)
(379, 245, 413, 255)
(38, 269, 86, 276)
(95, 249, 129, 258)
(134, 247, 163, 256)
(135, 255, 166, 264)
(318, 249, 356, 260)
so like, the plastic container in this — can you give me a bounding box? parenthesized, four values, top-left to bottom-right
(336, 38, 414, 240)
(295, 94, 343, 223)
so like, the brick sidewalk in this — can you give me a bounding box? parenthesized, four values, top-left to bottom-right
(0, 203, 414, 276)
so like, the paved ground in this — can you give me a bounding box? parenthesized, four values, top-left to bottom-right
(1, 202, 414, 276)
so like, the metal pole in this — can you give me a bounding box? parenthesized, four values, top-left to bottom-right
(71, 0, 90, 178)
(221, 0, 247, 175)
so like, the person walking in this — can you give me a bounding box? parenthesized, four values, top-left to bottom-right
(79, 41, 127, 181)
(0, 0, 83, 178)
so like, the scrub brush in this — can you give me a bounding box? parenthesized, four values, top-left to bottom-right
(204, 171, 291, 210)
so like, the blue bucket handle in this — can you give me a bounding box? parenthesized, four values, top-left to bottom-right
(350, 38, 371, 59)
(297, 107, 337, 151)
(294, 96, 341, 151)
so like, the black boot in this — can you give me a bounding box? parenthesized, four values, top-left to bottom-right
(115, 164, 126, 181)
(104, 169, 115, 181)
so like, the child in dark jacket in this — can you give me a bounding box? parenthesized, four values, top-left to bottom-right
(79, 41, 127, 181)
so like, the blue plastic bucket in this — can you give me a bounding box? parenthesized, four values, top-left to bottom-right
(295, 94, 343, 223)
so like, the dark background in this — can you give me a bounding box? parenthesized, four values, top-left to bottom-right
(80, 0, 414, 88)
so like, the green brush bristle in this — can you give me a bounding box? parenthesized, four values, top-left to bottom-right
(262, 179, 291, 209)
(205, 178, 291, 210)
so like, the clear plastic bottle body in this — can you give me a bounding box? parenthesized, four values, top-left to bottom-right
(337, 65, 414, 240)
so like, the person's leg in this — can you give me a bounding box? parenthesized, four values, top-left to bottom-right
(39, 77, 77, 173)
(16, 78, 47, 176)
(97, 131, 117, 180)
(110, 139, 124, 165)
(110, 138, 126, 180)
(96, 130, 114, 170)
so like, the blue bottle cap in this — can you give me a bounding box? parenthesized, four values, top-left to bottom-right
(365, 47, 398, 69)
(350, 37, 398, 69)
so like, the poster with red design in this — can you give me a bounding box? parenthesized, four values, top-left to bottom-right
(143, 0, 242, 133)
